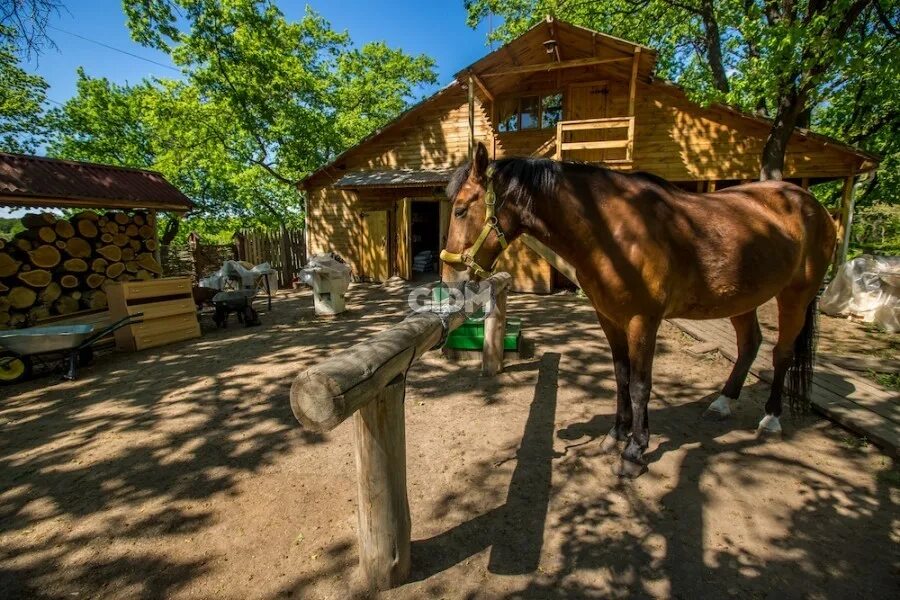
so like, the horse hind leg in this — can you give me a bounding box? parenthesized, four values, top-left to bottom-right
(759, 289, 818, 436)
(704, 310, 762, 420)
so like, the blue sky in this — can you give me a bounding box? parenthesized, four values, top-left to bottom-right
(30, 0, 495, 105)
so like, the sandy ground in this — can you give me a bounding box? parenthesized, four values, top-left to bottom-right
(0, 285, 897, 599)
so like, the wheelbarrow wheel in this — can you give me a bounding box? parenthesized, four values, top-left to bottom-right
(0, 351, 32, 385)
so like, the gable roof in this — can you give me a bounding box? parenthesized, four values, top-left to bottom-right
(0, 152, 194, 212)
(455, 17, 658, 96)
(300, 18, 878, 188)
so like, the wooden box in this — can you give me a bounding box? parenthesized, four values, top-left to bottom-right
(106, 277, 201, 351)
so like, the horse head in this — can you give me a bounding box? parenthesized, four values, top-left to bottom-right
(440, 142, 521, 282)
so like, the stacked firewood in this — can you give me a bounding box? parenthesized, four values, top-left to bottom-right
(0, 210, 162, 329)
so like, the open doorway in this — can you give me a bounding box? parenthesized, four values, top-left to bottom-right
(410, 200, 440, 281)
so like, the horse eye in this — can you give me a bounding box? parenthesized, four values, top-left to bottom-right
(454, 206, 467, 218)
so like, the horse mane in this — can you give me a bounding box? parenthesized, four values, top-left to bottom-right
(493, 158, 562, 212)
(446, 163, 471, 201)
(446, 157, 678, 211)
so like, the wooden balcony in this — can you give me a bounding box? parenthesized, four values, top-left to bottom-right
(554, 116, 635, 164)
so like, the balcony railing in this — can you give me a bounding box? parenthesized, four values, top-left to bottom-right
(555, 116, 634, 164)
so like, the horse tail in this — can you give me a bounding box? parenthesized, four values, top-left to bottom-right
(788, 298, 818, 414)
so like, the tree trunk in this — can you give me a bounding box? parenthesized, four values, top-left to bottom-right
(759, 84, 807, 181)
(161, 216, 180, 246)
(700, 0, 729, 94)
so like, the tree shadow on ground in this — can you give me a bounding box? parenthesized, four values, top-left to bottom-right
(2, 287, 895, 599)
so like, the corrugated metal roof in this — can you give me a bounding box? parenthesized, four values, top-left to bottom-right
(0, 152, 194, 212)
(334, 168, 456, 189)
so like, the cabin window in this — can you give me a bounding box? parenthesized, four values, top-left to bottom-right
(497, 93, 564, 132)
(541, 94, 563, 128)
(519, 96, 540, 129)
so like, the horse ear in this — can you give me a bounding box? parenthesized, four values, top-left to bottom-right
(471, 142, 489, 181)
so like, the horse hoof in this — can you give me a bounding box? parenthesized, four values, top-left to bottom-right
(613, 458, 646, 479)
(598, 429, 624, 454)
(756, 414, 782, 438)
(703, 395, 732, 420)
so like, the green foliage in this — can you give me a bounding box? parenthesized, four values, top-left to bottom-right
(45, 0, 436, 238)
(0, 26, 48, 153)
(851, 203, 900, 256)
(0, 216, 25, 240)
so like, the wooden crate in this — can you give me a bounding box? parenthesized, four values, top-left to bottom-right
(106, 277, 201, 351)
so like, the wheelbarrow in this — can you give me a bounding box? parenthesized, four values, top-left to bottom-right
(0, 313, 144, 385)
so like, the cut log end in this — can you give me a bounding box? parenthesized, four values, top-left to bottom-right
(8, 286, 38, 310)
(28, 245, 62, 269)
(290, 371, 348, 433)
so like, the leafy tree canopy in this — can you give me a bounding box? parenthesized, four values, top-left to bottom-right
(48, 0, 436, 236)
(0, 26, 48, 153)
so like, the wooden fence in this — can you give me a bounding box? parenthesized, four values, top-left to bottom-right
(233, 227, 305, 287)
(160, 243, 236, 284)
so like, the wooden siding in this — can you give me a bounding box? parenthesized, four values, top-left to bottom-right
(629, 82, 861, 180)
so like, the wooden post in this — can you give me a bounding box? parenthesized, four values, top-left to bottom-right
(555, 121, 563, 160)
(833, 175, 857, 270)
(353, 374, 411, 591)
(288, 273, 511, 590)
(627, 48, 641, 118)
(482, 286, 508, 375)
(148, 209, 161, 266)
(280, 223, 292, 288)
(468, 73, 476, 159)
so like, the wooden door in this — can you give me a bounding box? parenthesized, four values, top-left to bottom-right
(439, 199, 451, 257)
(566, 82, 608, 162)
(396, 199, 411, 280)
(361, 210, 389, 282)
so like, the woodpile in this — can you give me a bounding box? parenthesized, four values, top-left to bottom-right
(0, 210, 162, 328)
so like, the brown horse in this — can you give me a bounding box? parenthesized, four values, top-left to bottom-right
(441, 142, 835, 477)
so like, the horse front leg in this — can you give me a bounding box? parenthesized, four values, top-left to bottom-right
(596, 316, 631, 454)
(616, 315, 660, 479)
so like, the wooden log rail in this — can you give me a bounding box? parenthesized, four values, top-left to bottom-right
(289, 272, 511, 591)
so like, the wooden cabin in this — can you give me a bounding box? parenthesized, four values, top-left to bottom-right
(300, 18, 878, 293)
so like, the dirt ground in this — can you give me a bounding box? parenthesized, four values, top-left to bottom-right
(1, 285, 897, 599)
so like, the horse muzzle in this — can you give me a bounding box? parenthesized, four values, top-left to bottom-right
(439, 248, 494, 280)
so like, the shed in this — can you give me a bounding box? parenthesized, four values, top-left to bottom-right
(0, 152, 193, 328)
(301, 18, 878, 293)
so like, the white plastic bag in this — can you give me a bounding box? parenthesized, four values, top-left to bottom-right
(299, 253, 351, 292)
(820, 255, 900, 332)
(200, 260, 277, 292)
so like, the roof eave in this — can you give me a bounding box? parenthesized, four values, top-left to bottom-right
(299, 82, 462, 189)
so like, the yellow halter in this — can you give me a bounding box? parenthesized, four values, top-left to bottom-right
(439, 166, 509, 278)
